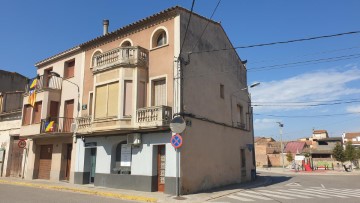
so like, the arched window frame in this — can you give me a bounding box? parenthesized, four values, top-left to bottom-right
(91, 49, 103, 68)
(120, 39, 133, 47)
(150, 26, 169, 49)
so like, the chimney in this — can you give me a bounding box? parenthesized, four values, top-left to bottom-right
(103, 19, 109, 35)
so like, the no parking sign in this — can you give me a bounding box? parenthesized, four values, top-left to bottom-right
(170, 134, 183, 149)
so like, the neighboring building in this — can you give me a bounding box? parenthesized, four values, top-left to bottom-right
(0, 70, 28, 93)
(20, 47, 83, 182)
(0, 70, 27, 178)
(342, 132, 360, 148)
(312, 130, 329, 140)
(284, 141, 307, 155)
(255, 137, 284, 167)
(19, 6, 254, 195)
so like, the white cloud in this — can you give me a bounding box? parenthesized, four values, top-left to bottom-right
(346, 105, 360, 113)
(254, 118, 281, 131)
(250, 66, 360, 112)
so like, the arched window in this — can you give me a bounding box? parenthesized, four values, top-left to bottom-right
(92, 50, 102, 67)
(151, 27, 168, 48)
(121, 41, 132, 47)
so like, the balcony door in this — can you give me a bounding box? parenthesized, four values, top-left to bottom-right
(63, 100, 74, 132)
(152, 79, 166, 106)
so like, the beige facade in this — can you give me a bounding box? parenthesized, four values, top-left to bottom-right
(16, 6, 255, 195)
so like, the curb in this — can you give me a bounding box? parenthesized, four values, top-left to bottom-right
(0, 179, 157, 203)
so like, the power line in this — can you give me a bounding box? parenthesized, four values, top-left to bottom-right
(252, 100, 360, 107)
(248, 53, 360, 71)
(189, 30, 360, 54)
(254, 112, 360, 118)
(190, 0, 222, 52)
(253, 98, 360, 104)
(180, 0, 196, 55)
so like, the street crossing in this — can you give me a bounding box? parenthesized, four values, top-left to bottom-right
(212, 187, 360, 202)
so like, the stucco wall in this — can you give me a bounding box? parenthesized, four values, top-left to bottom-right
(0, 71, 28, 93)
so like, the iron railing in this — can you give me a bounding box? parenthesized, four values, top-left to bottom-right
(40, 117, 74, 133)
(25, 75, 62, 93)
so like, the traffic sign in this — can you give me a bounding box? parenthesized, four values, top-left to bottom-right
(18, 139, 26, 148)
(171, 134, 183, 149)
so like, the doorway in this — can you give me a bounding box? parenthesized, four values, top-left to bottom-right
(63, 100, 74, 132)
(8, 137, 24, 177)
(157, 145, 165, 192)
(38, 145, 53, 180)
(64, 144, 72, 181)
(90, 148, 96, 183)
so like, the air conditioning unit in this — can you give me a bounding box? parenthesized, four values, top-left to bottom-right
(127, 133, 142, 145)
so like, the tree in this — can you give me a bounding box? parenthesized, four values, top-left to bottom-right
(286, 152, 293, 163)
(332, 143, 346, 164)
(344, 141, 357, 163)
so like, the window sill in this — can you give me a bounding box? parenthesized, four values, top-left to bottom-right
(150, 44, 169, 51)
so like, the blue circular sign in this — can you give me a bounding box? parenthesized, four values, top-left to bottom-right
(171, 134, 183, 149)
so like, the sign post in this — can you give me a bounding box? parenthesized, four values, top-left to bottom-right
(170, 116, 186, 197)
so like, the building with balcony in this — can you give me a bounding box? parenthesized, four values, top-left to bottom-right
(20, 48, 83, 182)
(19, 6, 254, 195)
(0, 70, 27, 178)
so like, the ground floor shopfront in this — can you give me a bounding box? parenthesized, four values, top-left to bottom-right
(24, 136, 74, 182)
(74, 131, 177, 194)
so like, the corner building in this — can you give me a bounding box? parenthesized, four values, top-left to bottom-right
(22, 6, 255, 195)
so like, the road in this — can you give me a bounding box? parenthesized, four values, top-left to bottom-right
(0, 184, 136, 203)
(211, 171, 360, 203)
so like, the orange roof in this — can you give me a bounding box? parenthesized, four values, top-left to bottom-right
(313, 130, 327, 134)
(344, 132, 360, 139)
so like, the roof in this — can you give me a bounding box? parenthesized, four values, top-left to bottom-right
(0, 70, 28, 79)
(284, 141, 307, 154)
(344, 132, 360, 139)
(35, 6, 219, 67)
(317, 137, 342, 142)
(313, 130, 328, 134)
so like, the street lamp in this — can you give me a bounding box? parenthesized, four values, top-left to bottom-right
(276, 122, 285, 170)
(50, 71, 80, 143)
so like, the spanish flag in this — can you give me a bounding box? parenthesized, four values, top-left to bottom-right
(28, 90, 36, 107)
(30, 79, 38, 89)
(45, 121, 54, 132)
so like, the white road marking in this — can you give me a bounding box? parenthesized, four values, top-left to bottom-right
(227, 195, 254, 201)
(289, 188, 350, 198)
(236, 192, 273, 200)
(257, 190, 312, 199)
(244, 190, 295, 199)
(321, 184, 325, 188)
(277, 189, 330, 198)
(285, 182, 301, 187)
(315, 188, 360, 198)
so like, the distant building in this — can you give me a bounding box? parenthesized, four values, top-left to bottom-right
(312, 129, 329, 140)
(0, 70, 27, 177)
(342, 132, 360, 148)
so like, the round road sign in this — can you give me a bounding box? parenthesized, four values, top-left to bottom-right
(18, 139, 26, 148)
(170, 134, 183, 149)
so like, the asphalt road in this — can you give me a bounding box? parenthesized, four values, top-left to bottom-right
(0, 184, 136, 203)
(211, 172, 360, 203)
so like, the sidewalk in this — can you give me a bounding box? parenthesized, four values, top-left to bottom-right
(0, 176, 270, 203)
(257, 167, 360, 175)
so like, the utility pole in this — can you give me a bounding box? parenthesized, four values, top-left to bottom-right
(277, 122, 284, 171)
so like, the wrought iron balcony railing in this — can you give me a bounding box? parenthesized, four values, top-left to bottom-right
(25, 75, 62, 93)
(40, 117, 74, 133)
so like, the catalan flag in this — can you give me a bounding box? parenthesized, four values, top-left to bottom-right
(28, 90, 36, 107)
(45, 121, 54, 132)
(30, 78, 38, 89)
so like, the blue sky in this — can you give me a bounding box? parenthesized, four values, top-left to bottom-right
(1, 0, 360, 140)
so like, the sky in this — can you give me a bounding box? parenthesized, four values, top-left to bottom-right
(1, 0, 360, 140)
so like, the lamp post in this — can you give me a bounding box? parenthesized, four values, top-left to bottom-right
(50, 71, 80, 143)
(277, 122, 284, 170)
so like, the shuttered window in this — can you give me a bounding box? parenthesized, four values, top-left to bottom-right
(32, 102, 42, 124)
(22, 105, 32, 125)
(123, 80, 133, 117)
(138, 81, 146, 108)
(152, 79, 166, 106)
(64, 60, 75, 79)
(94, 82, 119, 119)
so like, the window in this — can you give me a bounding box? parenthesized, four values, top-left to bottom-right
(236, 104, 245, 129)
(241, 148, 246, 168)
(89, 92, 93, 116)
(94, 82, 119, 119)
(123, 80, 133, 117)
(32, 101, 42, 124)
(220, 84, 224, 99)
(151, 29, 168, 48)
(64, 60, 75, 79)
(22, 105, 32, 125)
(138, 81, 146, 108)
(92, 51, 102, 67)
(113, 141, 131, 174)
(121, 41, 132, 47)
(152, 79, 166, 106)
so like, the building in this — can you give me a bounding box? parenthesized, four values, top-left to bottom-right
(0, 70, 27, 177)
(254, 137, 284, 167)
(342, 132, 360, 148)
(312, 130, 329, 140)
(19, 6, 254, 195)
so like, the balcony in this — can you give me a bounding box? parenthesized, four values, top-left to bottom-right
(92, 46, 149, 73)
(0, 91, 23, 115)
(25, 75, 62, 93)
(40, 117, 74, 134)
(136, 106, 172, 128)
(76, 116, 92, 133)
